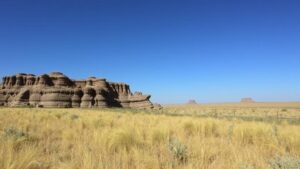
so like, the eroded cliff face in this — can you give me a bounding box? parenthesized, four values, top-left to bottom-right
(0, 72, 153, 109)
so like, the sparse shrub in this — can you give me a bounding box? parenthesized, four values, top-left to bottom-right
(168, 138, 188, 163)
(281, 109, 287, 112)
(2, 127, 40, 150)
(55, 112, 68, 119)
(55, 114, 62, 119)
(70, 114, 79, 120)
(269, 155, 300, 169)
(4, 127, 28, 139)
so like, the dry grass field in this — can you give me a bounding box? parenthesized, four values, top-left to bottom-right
(0, 104, 300, 169)
(163, 102, 300, 124)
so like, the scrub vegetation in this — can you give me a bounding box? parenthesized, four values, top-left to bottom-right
(0, 104, 299, 169)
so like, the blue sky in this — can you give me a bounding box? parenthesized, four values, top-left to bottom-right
(0, 0, 299, 103)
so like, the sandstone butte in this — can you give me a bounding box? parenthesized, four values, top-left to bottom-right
(0, 72, 155, 109)
(240, 97, 255, 103)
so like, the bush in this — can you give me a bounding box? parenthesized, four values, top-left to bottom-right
(269, 155, 300, 169)
(4, 127, 28, 139)
(168, 138, 188, 163)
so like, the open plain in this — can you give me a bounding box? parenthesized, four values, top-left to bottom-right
(1, 0, 300, 168)
(0, 103, 300, 169)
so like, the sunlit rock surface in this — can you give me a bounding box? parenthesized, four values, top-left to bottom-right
(0, 72, 153, 109)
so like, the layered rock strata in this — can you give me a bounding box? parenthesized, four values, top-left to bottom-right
(0, 72, 153, 109)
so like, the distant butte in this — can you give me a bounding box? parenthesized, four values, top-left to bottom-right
(187, 99, 198, 105)
(0, 72, 154, 109)
(240, 97, 255, 103)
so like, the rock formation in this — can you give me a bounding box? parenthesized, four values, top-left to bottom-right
(240, 97, 255, 103)
(187, 99, 198, 105)
(0, 72, 153, 109)
(152, 103, 163, 110)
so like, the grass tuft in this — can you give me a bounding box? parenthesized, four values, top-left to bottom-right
(269, 155, 300, 169)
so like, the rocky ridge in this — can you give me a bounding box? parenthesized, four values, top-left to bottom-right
(0, 72, 154, 109)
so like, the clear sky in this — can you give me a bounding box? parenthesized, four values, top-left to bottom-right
(0, 0, 299, 104)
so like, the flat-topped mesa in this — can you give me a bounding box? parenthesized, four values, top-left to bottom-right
(240, 97, 255, 103)
(0, 72, 154, 109)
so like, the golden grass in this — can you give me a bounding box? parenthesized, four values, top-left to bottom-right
(163, 102, 300, 120)
(0, 107, 299, 169)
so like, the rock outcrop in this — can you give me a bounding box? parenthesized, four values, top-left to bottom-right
(0, 72, 153, 109)
(187, 99, 198, 105)
(240, 97, 255, 103)
(152, 103, 163, 110)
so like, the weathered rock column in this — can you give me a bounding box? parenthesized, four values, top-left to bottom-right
(71, 89, 82, 108)
(80, 87, 96, 108)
